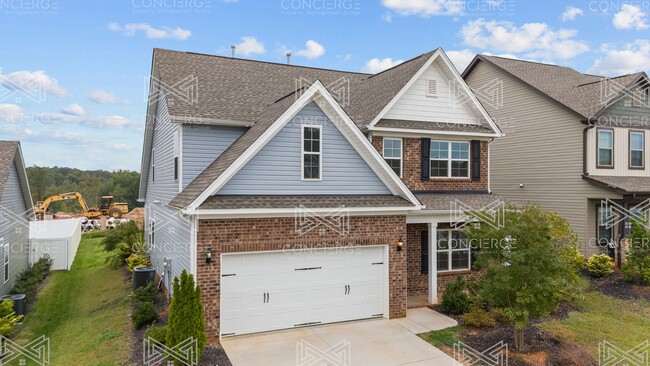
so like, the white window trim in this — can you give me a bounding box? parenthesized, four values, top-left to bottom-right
(301, 124, 322, 181)
(430, 140, 471, 179)
(151, 148, 156, 182)
(382, 137, 403, 178)
(149, 219, 155, 250)
(597, 129, 614, 168)
(630, 131, 645, 168)
(436, 229, 471, 273)
(2, 239, 8, 284)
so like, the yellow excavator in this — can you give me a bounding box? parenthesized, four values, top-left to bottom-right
(34, 192, 128, 219)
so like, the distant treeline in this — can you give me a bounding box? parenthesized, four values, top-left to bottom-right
(26, 166, 141, 213)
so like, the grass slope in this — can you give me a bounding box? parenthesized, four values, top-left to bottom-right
(14, 236, 131, 366)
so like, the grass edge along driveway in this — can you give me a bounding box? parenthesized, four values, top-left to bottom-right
(14, 235, 132, 366)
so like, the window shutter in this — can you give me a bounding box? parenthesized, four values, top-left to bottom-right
(421, 138, 430, 180)
(421, 230, 428, 275)
(471, 140, 481, 181)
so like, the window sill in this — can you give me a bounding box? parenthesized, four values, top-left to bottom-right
(437, 269, 472, 275)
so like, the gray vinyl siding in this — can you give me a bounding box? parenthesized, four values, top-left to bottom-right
(465, 61, 621, 257)
(599, 91, 650, 122)
(0, 163, 30, 295)
(144, 90, 192, 293)
(182, 125, 246, 188)
(218, 102, 391, 195)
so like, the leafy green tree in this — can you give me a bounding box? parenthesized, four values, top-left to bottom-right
(623, 220, 650, 284)
(464, 203, 582, 349)
(0, 300, 23, 337)
(166, 270, 207, 362)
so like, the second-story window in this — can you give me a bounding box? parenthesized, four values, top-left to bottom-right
(383, 138, 402, 177)
(597, 129, 614, 168)
(173, 131, 179, 181)
(302, 125, 321, 180)
(430, 141, 470, 178)
(630, 131, 644, 168)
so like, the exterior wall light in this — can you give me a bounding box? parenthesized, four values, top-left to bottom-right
(397, 238, 404, 251)
(206, 248, 213, 263)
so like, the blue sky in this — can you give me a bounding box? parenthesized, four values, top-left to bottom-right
(1, 0, 649, 171)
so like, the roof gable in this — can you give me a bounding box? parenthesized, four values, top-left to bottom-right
(0, 141, 34, 213)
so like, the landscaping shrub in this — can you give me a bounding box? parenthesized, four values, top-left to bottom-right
(126, 254, 151, 272)
(623, 221, 650, 284)
(0, 300, 23, 336)
(586, 254, 614, 278)
(132, 301, 157, 329)
(562, 245, 586, 271)
(167, 270, 207, 359)
(144, 325, 168, 345)
(105, 244, 132, 268)
(103, 221, 146, 268)
(440, 276, 470, 315)
(11, 256, 53, 304)
(461, 304, 496, 328)
(133, 281, 158, 303)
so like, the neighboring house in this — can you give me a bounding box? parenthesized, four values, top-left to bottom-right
(138, 48, 501, 341)
(463, 55, 650, 260)
(0, 141, 34, 295)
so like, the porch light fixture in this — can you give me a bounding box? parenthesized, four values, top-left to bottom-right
(206, 248, 213, 263)
(397, 238, 404, 251)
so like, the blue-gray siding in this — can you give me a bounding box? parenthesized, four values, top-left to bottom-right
(0, 163, 30, 295)
(599, 91, 650, 121)
(182, 125, 246, 188)
(218, 102, 391, 195)
(144, 90, 192, 293)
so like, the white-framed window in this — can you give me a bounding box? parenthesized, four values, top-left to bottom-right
(173, 131, 179, 181)
(383, 138, 402, 177)
(430, 141, 470, 178)
(2, 239, 8, 284)
(436, 230, 470, 272)
(597, 129, 614, 167)
(301, 125, 322, 180)
(630, 131, 644, 168)
(151, 148, 156, 182)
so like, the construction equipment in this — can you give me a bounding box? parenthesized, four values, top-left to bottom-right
(35, 192, 128, 219)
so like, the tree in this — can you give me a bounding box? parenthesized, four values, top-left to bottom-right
(166, 270, 207, 362)
(623, 220, 650, 284)
(464, 203, 582, 349)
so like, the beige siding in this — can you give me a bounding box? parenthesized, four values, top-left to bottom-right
(586, 127, 650, 176)
(384, 58, 481, 124)
(465, 61, 621, 255)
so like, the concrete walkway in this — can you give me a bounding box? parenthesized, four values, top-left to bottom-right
(222, 308, 458, 366)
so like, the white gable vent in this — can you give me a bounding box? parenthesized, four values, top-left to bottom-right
(426, 79, 437, 97)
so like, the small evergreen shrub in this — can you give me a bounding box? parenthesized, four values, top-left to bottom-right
(132, 301, 157, 329)
(11, 256, 53, 304)
(562, 245, 586, 271)
(167, 270, 207, 359)
(126, 254, 151, 272)
(461, 304, 496, 328)
(144, 325, 168, 345)
(440, 276, 470, 315)
(133, 282, 157, 303)
(623, 221, 650, 284)
(0, 300, 23, 336)
(586, 254, 614, 278)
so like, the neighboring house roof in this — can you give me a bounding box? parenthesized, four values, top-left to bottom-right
(463, 55, 648, 119)
(0, 141, 34, 212)
(416, 192, 499, 211)
(198, 195, 413, 210)
(583, 175, 650, 194)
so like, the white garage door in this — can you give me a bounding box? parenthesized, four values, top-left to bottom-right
(220, 246, 387, 336)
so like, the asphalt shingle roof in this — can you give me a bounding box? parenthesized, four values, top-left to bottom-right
(416, 192, 500, 211)
(583, 175, 650, 194)
(375, 119, 494, 133)
(0, 141, 19, 197)
(198, 195, 413, 210)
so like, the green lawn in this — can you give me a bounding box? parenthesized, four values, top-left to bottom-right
(13, 235, 132, 366)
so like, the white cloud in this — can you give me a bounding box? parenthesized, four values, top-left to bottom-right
(561, 6, 583, 21)
(446, 49, 476, 72)
(0, 104, 24, 123)
(589, 40, 650, 75)
(382, 12, 393, 22)
(88, 90, 120, 104)
(34, 111, 141, 128)
(382, 0, 464, 17)
(108, 22, 191, 40)
(613, 4, 649, 30)
(62, 103, 85, 116)
(459, 19, 589, 60)
(295, 40, 325, 59)
(235, 36, 266, 56)
(0, 68, 66, 97)
(362, 58, 405, 73)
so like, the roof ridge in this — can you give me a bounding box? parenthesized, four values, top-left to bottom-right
(480, 54, 565, 68)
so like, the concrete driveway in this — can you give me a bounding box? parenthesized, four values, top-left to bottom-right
(222, 308, 458, 366)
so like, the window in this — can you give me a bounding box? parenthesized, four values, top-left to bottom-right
(430, 141, 470, 178)
(597, 205, 613, 248)
(436, 230, 470, 272)
(2, 239, 8, 284)
(383, 138, 402, 177)
(149, 219, 155, 250)
(151, 148, 156, 182)
(302, 125, 321, 180)
(630, 131, 644, 168)
(597, 129, 614, 167)
(173, 131, 179, 181)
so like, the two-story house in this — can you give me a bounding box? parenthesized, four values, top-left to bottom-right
(0, 141, 34, 295)
(463, 55, 650, 261)
(138, 48, 501, 342)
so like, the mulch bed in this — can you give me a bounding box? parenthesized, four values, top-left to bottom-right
(128, 280, 232, 366)
(586, 270, 650, 301)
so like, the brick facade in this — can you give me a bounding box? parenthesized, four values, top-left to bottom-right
(406, 223, 475, 297)
(372, 137, 489, 192)
(196, 215, 407, 343)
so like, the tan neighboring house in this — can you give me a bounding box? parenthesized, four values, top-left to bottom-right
(463, 55, 650, 260)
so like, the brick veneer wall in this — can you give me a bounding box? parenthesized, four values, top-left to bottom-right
(406, 223, 475, 297)
(372, 137, 489, 191)
(196, 215, 407, 343)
